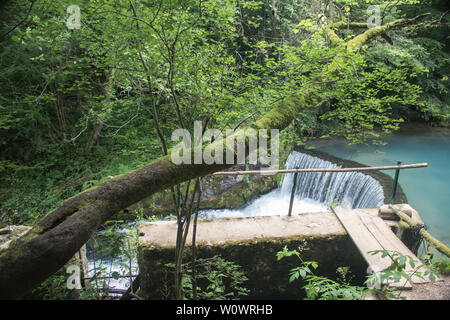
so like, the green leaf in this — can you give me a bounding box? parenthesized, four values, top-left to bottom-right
(429, 273, 436, 282)
(299, 269, 307, 278)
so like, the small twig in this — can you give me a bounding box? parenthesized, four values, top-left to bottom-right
(129, 292, 144, 300)
(233, 111, 258, 131)
(0, 0, 35, 40)
(422, 10, 449, 29)
(67, 117, 89, 144)
(99, 104, 140, 137)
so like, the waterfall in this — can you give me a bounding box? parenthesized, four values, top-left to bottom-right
(86, 151, 386, 294)
(280, 151, 384, 209)
(197, 151, 384, 220)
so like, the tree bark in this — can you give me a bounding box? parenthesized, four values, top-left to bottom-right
(270, 0, 281, 40)
(0, 14, 430, 299)
(0, 86, 312, 299)
(88, 68, 112, 150)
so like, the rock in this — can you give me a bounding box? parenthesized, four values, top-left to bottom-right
(378, 205, 399, 220)
(0, 225, 32, 252)
(391, 204, 413, 217)
(378, 204, 419, 221)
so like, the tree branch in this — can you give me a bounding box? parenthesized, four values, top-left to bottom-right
(346, 13, 430, 52)
(0, 82, 314, 298)
(332, 21, 369, 29)
(0, 0, 35, 40)
(324, 25, 345, 47)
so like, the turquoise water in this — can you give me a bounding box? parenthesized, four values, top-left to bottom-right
(309, 125, 450, 248)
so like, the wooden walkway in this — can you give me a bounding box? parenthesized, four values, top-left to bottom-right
(332, 205, 430, 289)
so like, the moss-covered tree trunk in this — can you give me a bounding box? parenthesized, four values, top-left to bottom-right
(0, 86, 312, 298)
(0, 14, 428, 299)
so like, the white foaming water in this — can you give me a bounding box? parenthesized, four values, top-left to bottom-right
(198, 189, 327, 219)
(86, 222, 138, 295)
(86, 258, 138, 295)
(280, 151, 384, 209)
(199, 151, 384, 219)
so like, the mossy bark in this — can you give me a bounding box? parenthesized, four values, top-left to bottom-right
(0, 89, 313, 299)
(344, 14, 429, 52)
(0, 14, 430, 299)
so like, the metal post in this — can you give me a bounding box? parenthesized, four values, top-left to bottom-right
(390, 161, 401, 204)
(288, 172, 298, 217)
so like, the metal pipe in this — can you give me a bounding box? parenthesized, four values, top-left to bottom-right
(390, 161, 402, 203)
(211, 163, 427, 176)
(288, 172, 298, 217)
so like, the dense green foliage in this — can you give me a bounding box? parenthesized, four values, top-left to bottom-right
(0, 0, 448, 300)
(276, 246, 368, 300)
(169, 255, 250, 300)
(0, 0, 448, 237)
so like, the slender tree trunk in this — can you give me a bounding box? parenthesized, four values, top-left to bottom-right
(88, 121, 104, 149)
(330, 1, 335, 22)
(88, 68, 112, 150)
(270, 0, 280, 40)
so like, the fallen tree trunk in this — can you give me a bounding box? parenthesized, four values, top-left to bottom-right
(0, 13, 429, 299)
(0, 87, 312, 299)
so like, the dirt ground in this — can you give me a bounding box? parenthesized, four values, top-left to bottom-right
(395, 274, 450, 300)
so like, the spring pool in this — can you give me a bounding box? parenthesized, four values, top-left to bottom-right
(308, 124, 450, 248)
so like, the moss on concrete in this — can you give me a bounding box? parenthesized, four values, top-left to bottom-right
(200, 175, 277, 210)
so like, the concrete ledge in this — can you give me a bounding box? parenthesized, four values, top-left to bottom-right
(137, 213, 371, 299)
(138, 212, 346, 248)
(136, 206, 429, 299)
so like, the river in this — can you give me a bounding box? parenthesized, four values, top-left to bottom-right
(307, 123, 450, 248)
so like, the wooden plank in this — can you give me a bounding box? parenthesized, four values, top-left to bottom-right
(369, 215, 441, 283)
(360, 214, 427, 285)
(332, 206, 391, 270)
(332, 206, 411, 289)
